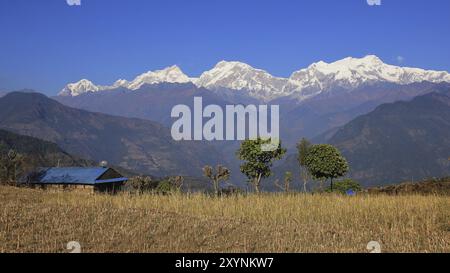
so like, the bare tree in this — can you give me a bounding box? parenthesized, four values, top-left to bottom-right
(202, 165, 231, 196)
(127, 176, 153, 194)
(169, 176, 184, 192)
(274, 171, 292, 192)
(0, 150, 24, 185)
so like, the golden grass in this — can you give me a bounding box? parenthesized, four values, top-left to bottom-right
(0, 186, 449, 253)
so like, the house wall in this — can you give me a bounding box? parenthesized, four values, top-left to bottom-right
(97, 168, 124, 181)
(35, 184, 94, 194)
(94, 182, 125, 194)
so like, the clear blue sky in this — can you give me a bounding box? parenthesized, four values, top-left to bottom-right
(1, 0, 449, 95)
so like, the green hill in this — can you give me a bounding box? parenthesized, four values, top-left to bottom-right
(329, 91, 450, 186)
(0, 129, 92, 180)
(0, 92, 222, 177)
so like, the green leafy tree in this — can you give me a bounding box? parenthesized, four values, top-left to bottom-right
(296, 138, 312, 192)
(203, 165, 231, 197)
(304, 144, 349, 191)
(237, 138, 286, 193)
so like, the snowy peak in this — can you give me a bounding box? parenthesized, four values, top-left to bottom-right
(59, 66, 192, 96)
(307, 55, 383, 69)
(127, 65, 191, 90)
(59, 56, 450, 100)
(195, 61, 257, 87)
(195, 61, 288, 100)
(112, 79, 129, 88)
(59, 79, 100, 96)
(284, 55, 450, 99)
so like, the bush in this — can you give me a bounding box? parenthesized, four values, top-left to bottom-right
(331, 179, 362, 194)
(154, 176, 184, 194)
(155, 180, 174, 195)
(219, 186, 244, 196)
(125, 176, 156, 193)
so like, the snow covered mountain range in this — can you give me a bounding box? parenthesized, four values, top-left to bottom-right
(59, 55, 450, 101)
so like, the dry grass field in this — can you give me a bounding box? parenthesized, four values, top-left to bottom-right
(0, 185, 449, 253)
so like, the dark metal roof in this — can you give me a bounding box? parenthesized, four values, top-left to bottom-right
(34, 167, 127, 185)
(95, 177, 129, 184)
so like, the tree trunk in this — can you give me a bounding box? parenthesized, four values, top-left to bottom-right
(13, 163, 16, 183)
(330, 178, 333, 192)
(254, 173, 262, 193)
(214, 179, 219, 197)
(302, 174, 308, 193)
(302, 171, 308, 193)
(6, 165, 10, 183)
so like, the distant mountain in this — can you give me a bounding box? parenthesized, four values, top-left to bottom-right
(57, 83, 234, 126)
(58, 55, 450, 102)
(56, 83, 254, 183)
(59, 79, 103, 97)
(126, 65, 193, 90)
(278, 82, 450, 145)
(52, 56, 450, 187)
(56, 80, 450, 166)
(0, 129, 92, 173)
(0, 92, 222, 177)
(58, 79, 450, 145)
(195, 61, 288, 101)
(0, 89, 37, 97)
(328, 90, 450, 186)
(283, 55, 450, 100)
(59, 66, 192, 96)
(272, 89, 450, 188)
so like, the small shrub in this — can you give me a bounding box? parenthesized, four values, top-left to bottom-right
(219, 186, 244, 196)
(153, 176, 185, 194)
(331, 179, 362, 194)
(155, 180, 173, 195)
(126, 176, 156, 194)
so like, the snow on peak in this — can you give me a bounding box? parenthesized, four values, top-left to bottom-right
(58, 66, 192, 96)
(283, 55, 450, 99)
(112, 79, 129, 88)
(214, 60, 253, 69)
(195, 60, 288, 100)
(127, 65, 191, 90)
(59, 56, 450, 99)
(59, 79, 100, 96)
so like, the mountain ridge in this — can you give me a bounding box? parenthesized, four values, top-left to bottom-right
(271, 89, 450, 188)
(59, 55, 450, 101)
(0, 128, 93, 173)
(0, 92, 223, 177)
(327, 90, 450, 186)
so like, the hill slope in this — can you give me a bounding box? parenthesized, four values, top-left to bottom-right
(0, 129, 91, 173)
(329, 91, 450, 186)
(0, 92, 222, 177)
